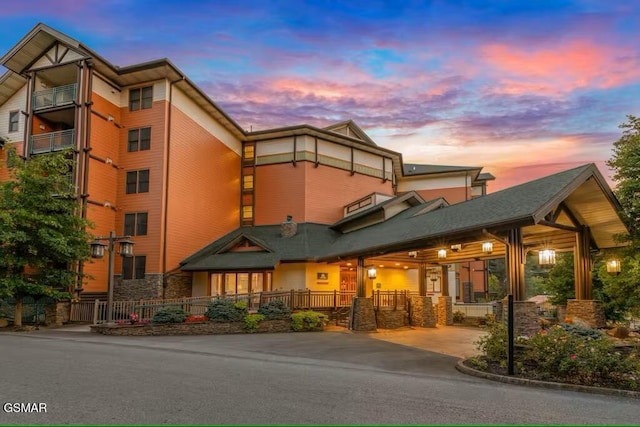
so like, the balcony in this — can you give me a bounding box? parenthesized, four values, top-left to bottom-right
(32, 83, 77, 111)
(30, 129, 75, 155)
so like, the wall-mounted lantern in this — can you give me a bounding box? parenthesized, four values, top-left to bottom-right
(606, 259, 621, 275)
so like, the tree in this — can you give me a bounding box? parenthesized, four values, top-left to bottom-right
(602, 115, 640, 317)
(541, 252, 575, 306)
(0, 149, 92, 326)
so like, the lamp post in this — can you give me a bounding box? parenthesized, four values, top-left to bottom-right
(90, 231, 134, 323)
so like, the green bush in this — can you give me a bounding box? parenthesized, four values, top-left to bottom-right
(152, 306, 187, 324)
(258, 299, 292, 320)
(475, 320, 508, 363)
(520, 325, 640, 388)
(205, 298, 246, 322)
(558, 322, 603, 339)
(453, 311, 466, 323)
(291, 311, 325, 332)
(244, 313, 265, 332)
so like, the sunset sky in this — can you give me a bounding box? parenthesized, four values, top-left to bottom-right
(2, 1, 638, 191)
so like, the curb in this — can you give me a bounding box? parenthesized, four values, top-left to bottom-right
(456, 360, 640, 399)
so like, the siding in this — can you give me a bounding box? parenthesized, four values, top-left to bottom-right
(413, 187, 470, 204)
(254, 163, 306, 225)
(114, 98, 167, 274)
(0, 84, 26, 139)
(164, 104, 240, 270)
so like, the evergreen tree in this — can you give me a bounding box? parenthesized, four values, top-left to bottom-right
(0, 149, 92, 326)
(602, 115, 640, 317)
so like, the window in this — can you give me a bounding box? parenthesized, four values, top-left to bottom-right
(8, 110, 19, 133)
(243, 144, 255, 159)
(127, 127, 151, 152)
(216, 272, 270, 295)
(242, 175, 254, 191)
(242, 206, 253, 220)
(124, 212, 148, 236)
(129, 86, 153, 111)
(122, 255, 146, 280)
(126, 169, 150, 194)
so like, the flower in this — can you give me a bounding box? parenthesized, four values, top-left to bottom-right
(129, 313, 140, 324)
(570, 354, 577, 359)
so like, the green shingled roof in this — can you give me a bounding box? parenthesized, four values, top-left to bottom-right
(181, 163, 622, 270)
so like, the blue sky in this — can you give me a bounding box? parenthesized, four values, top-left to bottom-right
(2, 0, 639, 189)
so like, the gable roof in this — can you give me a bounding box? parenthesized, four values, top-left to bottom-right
(181, 163, 627, 270)
(402, 163, 483, 180)
(181, 223, 340, 271)
(323, 120, 377, 146)
(0, 23, 246, 139)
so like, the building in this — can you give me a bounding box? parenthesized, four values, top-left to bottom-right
(0, 24, 629, 331)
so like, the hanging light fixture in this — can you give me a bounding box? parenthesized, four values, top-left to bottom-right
(606, 259, 621, 275)
(482, 241, 493, 254)
(367, 267, 377, 279)
(538, 248, 556, 266)
(437, 248, 447, 259)
(429, 271, 439, 283)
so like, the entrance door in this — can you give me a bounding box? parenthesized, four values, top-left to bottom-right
(339, 270, 356, 305)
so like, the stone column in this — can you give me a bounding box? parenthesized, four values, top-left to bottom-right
(503, 300, 538, 336)
(565, 299, 605, 328)
(410, 296, 436, 327)
(437, 295, 453, 326)
(350, 297, 377, 331)
(440, 264, 449, 296)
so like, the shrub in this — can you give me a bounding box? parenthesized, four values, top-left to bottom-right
(558, 322, 603, 339)
(520, 326, 640, 388)
(244, 313, 265, 332)
(205, 298, 246, 322)
(453, 311, 466, 323)
(185, 314, 207, 323)
(291, 310, 325, 332)
(475, 320, 508, 363)
(258, 299, 292, 320)
(152, 306, 187, 324)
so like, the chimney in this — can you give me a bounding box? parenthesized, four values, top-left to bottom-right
(281, 215, 297, 238)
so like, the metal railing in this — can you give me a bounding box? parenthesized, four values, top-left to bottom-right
(30, 129, 75, 154)
(82, 289, 439, 324)
(32, 83, 77, 110)
(452, 302, 496, 318)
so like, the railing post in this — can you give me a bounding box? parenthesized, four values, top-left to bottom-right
(394, 290, 398, 311)
(92, 299, 100, 324)
(308, 289, 311, 309)
(290, 289, 295, 310)
(333, 290, 337, 310)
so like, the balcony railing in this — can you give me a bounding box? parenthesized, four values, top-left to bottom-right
(30, 129, 75, 154)
(32, 83, 77, 110)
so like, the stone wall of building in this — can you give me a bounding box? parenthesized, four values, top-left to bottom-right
(410, 296, 436, 328)
(351, 297, 377, 331)
(376, 309, 408, 329)
(502, 300, 539, 336)
(566, 299, 606, 328)
(437, 296, 453, 326)
(164, 272, 192, 299)
(114, 273, 163, 301)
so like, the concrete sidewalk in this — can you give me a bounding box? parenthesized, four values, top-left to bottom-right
(359, 325, 487, 359)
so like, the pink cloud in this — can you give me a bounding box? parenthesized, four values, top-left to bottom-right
(479, 40, 640, 94)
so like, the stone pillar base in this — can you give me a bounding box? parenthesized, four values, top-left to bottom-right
(503, 300, 538, 336)
(410, 296, 436, 328)
(437, 296, 453, 326)
(565, 299, 606, 328)
(350, 297, 377, 331)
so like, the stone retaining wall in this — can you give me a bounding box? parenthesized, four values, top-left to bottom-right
(351, 297, 377, 331)
(44, 301, 70, 326)
(566, 299, 606, 328)
(376, 309, 409, 329)
(90, 319, 294, 336)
